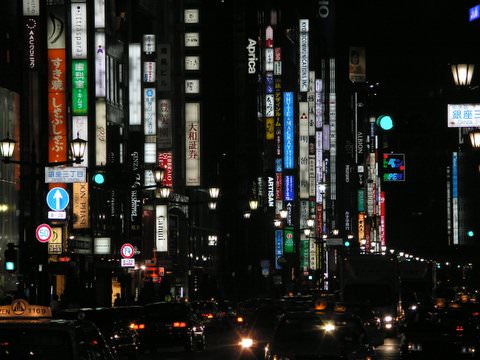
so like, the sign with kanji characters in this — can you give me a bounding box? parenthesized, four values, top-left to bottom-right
(447, 104, 480, 127)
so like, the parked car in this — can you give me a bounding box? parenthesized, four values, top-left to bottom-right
(0, 299, 118, 360)
(265, 310, 376, 360)
(141, 301, 206, 352)
(55, 306, 141, 359)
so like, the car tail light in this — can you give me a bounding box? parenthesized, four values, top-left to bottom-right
(130, 322, 145, 330)
(202, 313, 214, 319)
(473, 312, 480, 317)
(456, 325, 464, 335)
(173, 322, 187, 328)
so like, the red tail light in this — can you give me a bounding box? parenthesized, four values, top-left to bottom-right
(202, 313, 214, 319)
(456, 325, 464, 332)
(472, 312, 480, 317)
(130, 323, 146, 330)
(173, 322, 187, 328)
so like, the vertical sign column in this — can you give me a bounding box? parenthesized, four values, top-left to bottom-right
(71, 1, 89, 230)
(143, 34, 157, 186)
(184, 8, 201, 186)
(46, 3, 67, 178)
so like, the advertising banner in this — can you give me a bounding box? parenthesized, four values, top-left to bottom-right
(185, 102, 201, 186)
(156, 205, 168, 252)
(24, 17, 40, 70)
(158, 99, 172, 148)
(72, 60, 88, 115)
(284, 228, 294, 253)
(73, 182, 89, 229)
(283, 92, 294, 169)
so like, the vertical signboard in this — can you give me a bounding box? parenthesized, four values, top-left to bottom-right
(71, 3, 87, 59)
(299, 19, 309, 92)
(452, 152, 458, 245)
(275, 230, 283, 269)
(24, 16, 40, 70)
(158, 99, 172, 148)
(185, 102, 201, 186)
(299, 102, 309, 198)
(72, 60, 88, 115)
(144, 88, 156, 135)
(128, 132, 144, 238)
(283, 92, 294, 169)
(128, 44, 141, 125)
(284, 228, 294, 253)
(348, 46, 366, 83)
(95, 32, 106, 97)
(95, 100, 107, 166)
(94, 0, 105, 28)
(73, 182, 89, 229)
(47, 4, 67, 166)
(158, 151, 173, 188)
(380, 191, 386, 248)
(156, 204, 168, 252)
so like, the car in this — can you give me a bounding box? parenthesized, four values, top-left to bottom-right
(191, 300, 226, 330)
(55, 306, 142, 359)
(141, 301, 206, 352)
(265, 310, 376, 360)
(0, 299, 118, 359)
(236, 305, 282, 359)
(342, 302, 385, 346)
(400, 304, 480, 359)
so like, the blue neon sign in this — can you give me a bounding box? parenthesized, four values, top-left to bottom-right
(283, 92, 294, 169)
(275, 230, 283, 269)
(470, 5, 480, 22)
(284, 175, 294, 201)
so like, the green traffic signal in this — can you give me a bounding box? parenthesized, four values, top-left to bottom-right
(376, 115, 394, 131)
(467, 230, 475, 237)
(92, 172, 105, 185)
(344, 240, 351, 247)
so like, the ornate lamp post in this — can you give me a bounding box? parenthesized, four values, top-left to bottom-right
(451, 64, 474, 87)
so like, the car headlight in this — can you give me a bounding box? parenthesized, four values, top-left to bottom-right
(239, 338, 254, 349)
(384, 315, 393, 323)
(461, 346, 476, 354)
(321, 322, 336, 332)
(407, 343, 423, 351)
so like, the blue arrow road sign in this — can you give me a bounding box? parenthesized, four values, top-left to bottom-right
(46, 187, 70, 211)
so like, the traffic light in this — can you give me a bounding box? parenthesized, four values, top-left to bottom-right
(92, 171, 106, 186)
(4, 243, 17, 272)
(344, 239, 351, 247)
(376, 114, 394, 131)
(467, 230, 475, 238)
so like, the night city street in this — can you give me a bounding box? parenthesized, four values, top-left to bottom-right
(1, 0, 480, 359)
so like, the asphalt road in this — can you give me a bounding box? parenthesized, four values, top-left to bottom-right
(137, 329, 402, 360)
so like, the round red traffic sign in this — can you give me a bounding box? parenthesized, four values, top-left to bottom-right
(36, 223, 53, 243)
(120, 243, 135, 259)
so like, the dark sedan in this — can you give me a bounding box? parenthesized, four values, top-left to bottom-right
(141, 301, 206, 352)
(265, 310, 375, 360)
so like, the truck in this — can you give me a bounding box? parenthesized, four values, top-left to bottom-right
(398, 260, 436, 308)
(341, 254, 400, 335)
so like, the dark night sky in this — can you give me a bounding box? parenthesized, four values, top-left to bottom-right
(340, 2, 480, 258)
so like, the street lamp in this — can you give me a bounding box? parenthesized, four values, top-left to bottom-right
(248, 198, 259, 211)
(451, 63, 474, 86)
(0, 133, 87, 165)
(469, 130, 480, 149)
